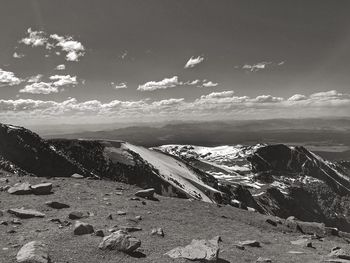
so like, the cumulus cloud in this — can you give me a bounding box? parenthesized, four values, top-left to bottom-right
(19, 28, 47, 47)
(112, 82, 127, 89)
(0, 68, 22, 87)
(19, 82, 58, 94)
(1, 90, 349, 124)
(252, 95, 283, 103)
(238, 61, 285, 72)
(184, 56, 205, 68)
(19, 28, 85, 62)
(13, 52, 25, 59)
(138, 76, 182, 91)
(27, 74, 43, 83)
(201, 81, 218, 88)
(288, 94, 307, 101)
(50, 34, 85, 61)
(49, 75, 77, 86)
(55, 64, 66, 70)
(184, 80, 200, 85)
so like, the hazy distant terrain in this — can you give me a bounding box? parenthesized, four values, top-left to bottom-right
(45, 118, 350, 161)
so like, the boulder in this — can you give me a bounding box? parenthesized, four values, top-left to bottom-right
(98, 230, 141, 252)
(94, 230, 104, 237)
(16, 241, 50, 263)
(30, 183, 52, 195)
(238, 240, 261, 247)
(151, 227, 164, 237)
(45, 201, 70, 209)
(257, 257, 272, 263)
(135, 188, 155, 199)
(8, 208, 45, 219)
(73, 221, 94, 235)
(119, 226, 142, 232)
(165, 236, 220, 262)
(297, 221, 326, 237)
(117, 211, 126, 216)
(71, 173, 84, 179)
(8, 183, 32, 195)
(265, 218, 277, 227)
(328, 248, 350, 260)
(68, 211, 85, 220)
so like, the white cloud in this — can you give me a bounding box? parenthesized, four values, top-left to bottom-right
(252, 95, 283, 103)
(238, 61, 285, 72)
(50, 34, 85, 61)
(19, 82, 58, 94)
(185, 80, 200, 85)
(138, 76, 182, 91)
(288, 94, 307, 101)
(13, 52, 25, 59)
(19, 28, 47, 47)
(55, 64, 66, 70)
(0, 68, 22, 87)
(27, 74, 43, 83)
(202, 81, 218, 88)
(49, 75, 77, 86)
(184, 56, 205, 69)
(113, 82, 127, 89)
(200, 91, 235, 100)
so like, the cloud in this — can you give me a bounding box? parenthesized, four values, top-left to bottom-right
(0, 68, 22, 87)
(113, 82, 127, 89)
(1, 90, 349, 125)
(49, 75, 77, 86)
(27, 74, 43, 83)
(138, 76, 182, 91)
(184, 56, 204, 68)
(202, 81, 218, 88)
(19, 28, 47, 47)
(13, 52, 25, 59)
(238, 61, 285, 72)
(19, 82, 58, 94)
(252, 95, 283, 103)
(184, 80, 200, 85)
(55, 64, 66, 70)
(19, 28, 85, 62)
(121, 51, 128, 59)
(288, 94, 307, 101)
(50, 34, 85, 61)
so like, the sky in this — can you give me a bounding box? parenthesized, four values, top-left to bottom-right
(0, 0, 350, 126)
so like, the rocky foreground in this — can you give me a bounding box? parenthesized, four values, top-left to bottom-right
(1, 174, 350, 263)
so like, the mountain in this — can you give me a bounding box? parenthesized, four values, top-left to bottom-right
(156, 144, 350, 231)
(2, 122, 350, 232)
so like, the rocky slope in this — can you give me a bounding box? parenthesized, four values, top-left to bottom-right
(156, 144, 350, 232)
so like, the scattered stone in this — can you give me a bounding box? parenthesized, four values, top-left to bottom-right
(117, 211, 126, 216)
(238, 240, 261, 247)
(95, 230, 104, 237)
(151, 227, 164, 237)
(135, 188, 155, 199)
(73, 221, 94, 235)
(68, 211, 85, 220)
(0, 220, 8, 226)
(119, 226, 142, 232)
(11, 218, 22, 225)
(45, 201, 70, 209)
(16, 241, 50, 263)
(142, 201, 147, 205)
(71, 173, 84, 179)
(8, 183, 32, 195)
(297, 221, 326, 237)
(130, 197, 140, 201)
(135, 216, 142, 221)
(7, 229, 16, 234)
(107, 214, 113, 220)
(98, 230, 141, 252)
(290, 239, 313, 248)
(115, 191, 123, 195)
(8, 208, 45, 219)
(266, 218, 277, 227)
(257, 257, 272, 263)
(328, 248, 350, 260)
(247, 207, 256, 212)
(287, 250, 305, 254)
(165, 236, 220, 262)
(30, 183, 52, 195)
(325, 227, 339, 236)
